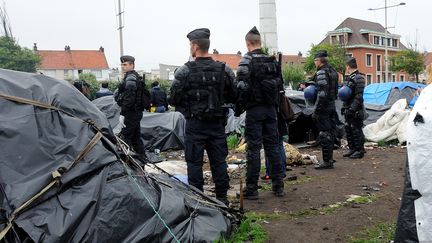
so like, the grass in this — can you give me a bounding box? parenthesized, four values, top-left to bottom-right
(348, 222, 396, 243)
(227, 134, 239, 150)
(217, 214, 268, 243)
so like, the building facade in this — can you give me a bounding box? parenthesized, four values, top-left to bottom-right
(320, 18, 409, 84)
(36, 45, 110, 81)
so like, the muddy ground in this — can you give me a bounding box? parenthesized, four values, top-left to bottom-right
(238, 146, 406, 242)
(163, 145, 406, 242)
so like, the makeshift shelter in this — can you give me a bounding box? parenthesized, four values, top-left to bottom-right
(395, 84, 432, 242)
(92, 96, 186, 152)
(0, 69, 233, 243)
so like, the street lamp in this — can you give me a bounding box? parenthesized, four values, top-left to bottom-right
(369, 1, 406, 83)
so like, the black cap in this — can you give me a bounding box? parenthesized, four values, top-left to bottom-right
(247, 26, 260, 36)
(187, 28, 210, 41)
(346, 57, 357, 67)
(314, 50, 328, 59)
(120, 55, 135, 63)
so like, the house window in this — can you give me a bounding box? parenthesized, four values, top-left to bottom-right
(339, 35, 345, 44)
(381, 37, 386, 46)
(387, 38, 391, 47)
(400, 75, 405, 81)
(366, 74, 372, 84)
(366, 54, 372, 67)
(392, 39, 398, 47)
(376, 55, 382, 72)
(377, 74, 381, 83)
(374, 36, 380, 45)
(346, 53, 353, 58)
(392, 74, 396, 82)
(331, 35, 337, 44)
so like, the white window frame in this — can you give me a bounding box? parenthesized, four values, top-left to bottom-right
(377, 74, 381, 83)
(376, 54, 382, 72)
(392, 74, 396, 82)
(365, 53, 373, 67)
(366, 73, 373, 84)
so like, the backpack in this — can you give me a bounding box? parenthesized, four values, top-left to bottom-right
(250, 55, 280, 105)
(184, 60, 226, 120)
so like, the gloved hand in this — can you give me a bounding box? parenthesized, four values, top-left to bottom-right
(341, 107, 347, 116)
(119, 115, 126, 128)
(345, 109, 355, 118)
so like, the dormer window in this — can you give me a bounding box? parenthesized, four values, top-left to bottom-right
(373, 36, 380, 45)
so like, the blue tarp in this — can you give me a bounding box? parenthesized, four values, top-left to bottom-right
(363, 82, 426, 106)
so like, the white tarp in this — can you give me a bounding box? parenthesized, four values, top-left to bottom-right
(363, 99, 410, 143)
(407, 84, 432, 242)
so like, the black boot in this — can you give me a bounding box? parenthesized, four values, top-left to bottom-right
(216, 195, 229, 206)
(316, 131, 335, 170)
(243, 186, 259, 200)
(350, 151, 364, 159)
(271, 178, 285, 197)
(343, 149, 355, 157)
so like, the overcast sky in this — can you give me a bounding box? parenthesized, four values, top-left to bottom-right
(4, 0, 429, 71)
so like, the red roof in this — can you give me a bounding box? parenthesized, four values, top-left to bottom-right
(37, 50, 109, 70)
(209, 53, 306, 70)
(209, 54, 241, 70)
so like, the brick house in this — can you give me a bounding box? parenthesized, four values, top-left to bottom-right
(320, 17, 408, 84)
(35, 44, 110, 81)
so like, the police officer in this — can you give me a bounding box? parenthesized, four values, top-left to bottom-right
(311, 50, 339, 169)
(116, 55, 150, 155)
(169, 28, 237, 205)
(235, 26, 285, 199)
(341, 57, 365, 159)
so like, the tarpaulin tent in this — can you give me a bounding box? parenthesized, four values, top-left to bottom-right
(92, 96, 185, 152)
(363, 82, 425, 107)
(0, 69, 233, 243)
(395, 84, 432, 242)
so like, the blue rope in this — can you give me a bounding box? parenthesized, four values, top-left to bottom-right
(121, 163, 181, 243)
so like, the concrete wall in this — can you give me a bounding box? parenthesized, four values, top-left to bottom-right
(259, 0, 278, 54)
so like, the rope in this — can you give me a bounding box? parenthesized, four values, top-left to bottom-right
(120, 162, 181, 243)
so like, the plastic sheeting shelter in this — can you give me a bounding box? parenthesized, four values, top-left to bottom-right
(92, 96, 186, 152)
(0, 69, 233, 243)
(363, 82, 425, 106)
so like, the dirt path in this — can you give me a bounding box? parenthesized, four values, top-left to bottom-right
(241, 147, 406, 242)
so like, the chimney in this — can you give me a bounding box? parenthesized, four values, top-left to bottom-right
(237, 51, 242, 56)
(99, 46, 104, 52)
(213, 49, 219, 54)
(298, 51, 303, 57)
(33, 43, 38, 51)
(64, 45, 71, 51)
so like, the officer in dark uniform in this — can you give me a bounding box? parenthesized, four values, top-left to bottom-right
(116, 55, 150, 155)
(341, 57, 365, 159)
(168, 28, 237, 205)
(311, 50, 339, 169)
(235, 26, 285, 199)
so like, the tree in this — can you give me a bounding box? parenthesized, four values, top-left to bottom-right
(0, 36, 41, 72)
(304, 43, 347, 75)
(390, 49, 425, 82)
(282, 64, 306, 89)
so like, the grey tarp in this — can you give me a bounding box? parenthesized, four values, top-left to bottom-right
(0, 69, 232, 243)
(92, 96, 185, 152)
